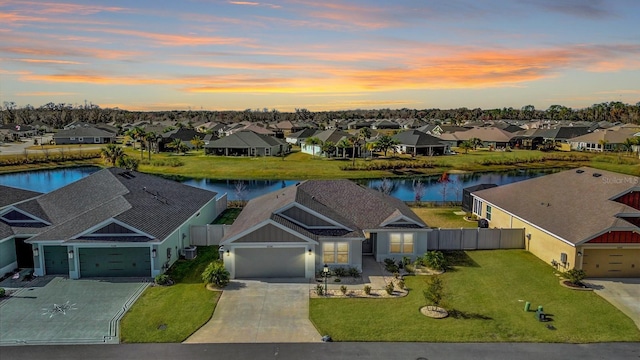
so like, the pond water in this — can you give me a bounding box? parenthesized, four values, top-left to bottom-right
(0, 166, 557, 201)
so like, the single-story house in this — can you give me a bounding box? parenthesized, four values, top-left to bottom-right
(204, 130, 288, 156)
(300, 129, 352, 157)
(471, 167, 640, 277)
(158, 128, 202, 151)
(53, 126, 116, 145)
(0, 168, 226, 279)
(392, 130, 450, 156)
(569, 129, 637, 152)
(286, 128, 317, 146)
(220, 180, 428, 279)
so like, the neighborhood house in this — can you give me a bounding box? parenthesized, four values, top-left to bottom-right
(0, 168, 226, 279)
(471, 167, 640, 278)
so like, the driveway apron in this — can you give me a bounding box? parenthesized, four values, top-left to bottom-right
(0, 277, 148, 345)
(184, 279, 320, 343)
(584, 278, 640, 329)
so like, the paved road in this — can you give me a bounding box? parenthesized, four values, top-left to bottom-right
(1, 342, 638, 360)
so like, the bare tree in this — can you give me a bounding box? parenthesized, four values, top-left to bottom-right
(377, 178, 394, 195)
(234, 181, 248, 204)
(413, 179, 425, 207)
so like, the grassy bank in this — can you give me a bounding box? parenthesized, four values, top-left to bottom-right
(310, 250, 640, 343)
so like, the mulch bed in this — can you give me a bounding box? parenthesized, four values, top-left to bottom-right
(420, 306, 449, 319)
(559, 280, 592, 291)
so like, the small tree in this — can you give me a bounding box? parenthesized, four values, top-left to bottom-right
(423, 276, 444, 309)
(190, 135, 204, 151)
(413, 179, 425, 206)
(201, 260, 230, 288)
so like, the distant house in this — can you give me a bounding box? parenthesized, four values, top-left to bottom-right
(220, 180, 427, 278)
(568, 129, 637, 152)
(204, 130, 288, 156)
(158, 128, 202, 151)
(300, 129, 352, 157)
(53, 126, 116, 145)
(286, 128, 317, 146)
(392, 130, 450, 156)
(441, 127, 515, 148)
(371, 119, 400, 130)
(0, 168, 225, 278)
(471, 167, 640, 278)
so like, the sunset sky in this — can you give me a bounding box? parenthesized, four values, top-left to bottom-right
(1, 0, 639, 111)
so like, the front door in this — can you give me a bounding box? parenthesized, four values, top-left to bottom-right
(363, 233, 375, 254)
(14, 238, 34, 268)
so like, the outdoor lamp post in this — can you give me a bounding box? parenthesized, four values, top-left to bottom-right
(323, 264, 329, 296)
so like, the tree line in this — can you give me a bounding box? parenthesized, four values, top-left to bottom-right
(2, 100, 640, 127)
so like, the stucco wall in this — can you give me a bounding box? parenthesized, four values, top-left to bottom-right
(0, 237, 17, 275)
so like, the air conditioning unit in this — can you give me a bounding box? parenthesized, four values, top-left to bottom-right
(184, 246, 197, 260)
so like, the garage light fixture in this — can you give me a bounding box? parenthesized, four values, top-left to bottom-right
(226, 249, 230, 256)
(577, 251, 582, 257)
(33, 247, 39, 257)
(308, 248, 312, 255)
(152, 249, 157, 258)
(68, 250, 74, 259)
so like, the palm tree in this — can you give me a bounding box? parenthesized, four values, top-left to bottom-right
(144, 131, 156, 161)
(305, 137, 321, 158)
(374, 134, 399, 157)
(336, 138, 350, 158)
(348, 135, 359, 166)
(321, 141, 336, 158)
(168, 138, 186, 154)
(190, 135, 204, 151)
(126, 127, 144, 151)
(598, 139, 609, 152)
(100, 144, 125, 166)
(359, 127, 372, 159)
(622, 138, 636, 155)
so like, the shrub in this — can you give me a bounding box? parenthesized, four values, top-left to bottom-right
(316, 284, 324, 296)
(397, 280, 405, 290)
(383, 258, 399, 273)
(340, 285, 348, 295)
(154, 274, 172, 286)
(201, 260, 230, 288)
(404, 263, 415, 274)
(348, 267, 361, 278)
(333, 267, 347, 277)
(0, 287, 5, 297)
(423, 276, 444, 307)
(564, 268, 586, 285)
(385, 282, 395, 295)
(423, 251, 447, 271)
(402, 256, 411, 267)
(363, 285, 372, 295)
(334, 278, 341, 282)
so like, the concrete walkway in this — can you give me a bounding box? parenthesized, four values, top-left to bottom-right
(185, 279, 321, 343)
(0, 277, 148, 345)
(584, 278, 640, 329)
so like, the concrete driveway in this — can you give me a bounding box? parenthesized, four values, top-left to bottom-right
(0, 277, 148, 345)
(184, 279, 321, 343)
(584, 278, 640, 329)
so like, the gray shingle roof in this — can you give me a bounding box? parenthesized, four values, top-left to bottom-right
(223, 180, 426, 243)
(0, 185, 41, 208)
(473, 167, 639, 244)
(53, 127, 116, 138)
(205, 130, 284, 148)
(393, 130, 447, 147)
(17, 168, 217, 243)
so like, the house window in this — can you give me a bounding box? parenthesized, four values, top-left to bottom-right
(486, 205, 492, 221)
(265, 148, 270, 155)
(473, 199, 483, 215)
(389, 233, 414, 254)
(70, 137, 76, 140)
(94, 137, 100, 143)
(323, 242, 349, 264)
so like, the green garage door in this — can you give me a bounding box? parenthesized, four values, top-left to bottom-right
(235, 247, 305, 278)
(44, 246, 70, 275)
(79, 248, 151, 277)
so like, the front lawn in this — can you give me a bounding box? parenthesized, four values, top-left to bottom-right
(310, 250, 640, 343)
(120, 246, 221, 342)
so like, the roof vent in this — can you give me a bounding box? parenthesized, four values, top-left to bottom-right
(576, 169, 584, 174)
(593, 173, 602, 177)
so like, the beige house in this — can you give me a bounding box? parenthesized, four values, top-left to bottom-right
(472, 167, 640, 278)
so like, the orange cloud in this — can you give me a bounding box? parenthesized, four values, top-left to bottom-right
(84, 28, 250, 47)
(15, 91, 77, 96)
(15, 58, 84, 65)
(229, 1, 281, 8)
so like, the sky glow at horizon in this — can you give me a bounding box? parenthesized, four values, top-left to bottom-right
(1, 0, 639, 112)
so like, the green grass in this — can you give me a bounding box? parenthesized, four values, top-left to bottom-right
(211, 208, 242, 225)
(411, 207, 477, 228)
(120, 246, 221, 342)
(310, 250, 640, 343)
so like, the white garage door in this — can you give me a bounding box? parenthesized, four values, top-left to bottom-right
(234, 247, 305, 278)
(582, 249, 640, 278)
